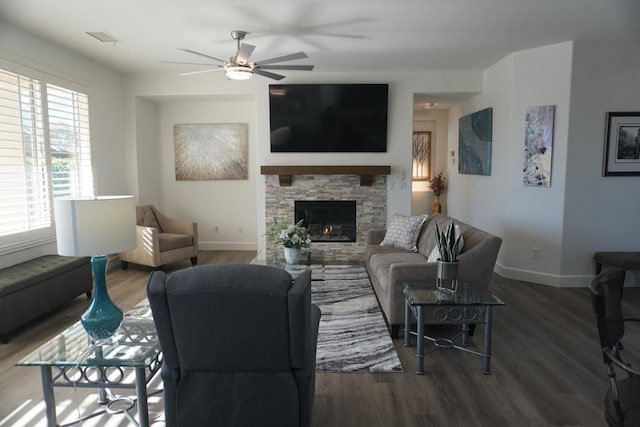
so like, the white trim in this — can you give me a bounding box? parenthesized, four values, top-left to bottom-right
(199, 241, 258, 251)
(0, 235, 56, 256)
(494, 262, 593, 287)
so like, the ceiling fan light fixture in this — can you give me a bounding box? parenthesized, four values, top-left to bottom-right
(225, 66, 253, 80)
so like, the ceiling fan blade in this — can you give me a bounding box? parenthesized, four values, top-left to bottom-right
(256, 51, 308, 65)
(253, 68, 286, 81)
(179, 68, 225, 76)
(236, 43, 255, 64)
(160, 60, 221, 66)
(177, 48, 226, 64)
(260, 64, 314, 71)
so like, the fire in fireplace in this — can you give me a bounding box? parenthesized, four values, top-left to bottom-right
(295, 200, 356, 242)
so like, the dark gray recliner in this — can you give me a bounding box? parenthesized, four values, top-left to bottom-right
(147, 264, 321, 427)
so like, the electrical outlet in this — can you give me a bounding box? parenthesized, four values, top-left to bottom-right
(215, 226, 219, 233)
(532, 247, 540, 260)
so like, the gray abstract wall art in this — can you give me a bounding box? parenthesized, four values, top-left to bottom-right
(458, 108, 493, 175)
(174, 123, 248, 180)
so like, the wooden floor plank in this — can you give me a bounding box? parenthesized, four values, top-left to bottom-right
(1, 251, 638, 426)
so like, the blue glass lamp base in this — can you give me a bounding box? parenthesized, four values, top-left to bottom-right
(81, 255, 124, 341)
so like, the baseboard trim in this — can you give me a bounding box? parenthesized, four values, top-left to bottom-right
(199, 241, 258, 251)
(494, 263, 593, 288)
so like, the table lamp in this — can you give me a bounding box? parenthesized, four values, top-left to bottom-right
(54, 196, 136, 341)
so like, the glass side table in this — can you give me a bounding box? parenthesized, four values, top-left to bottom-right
(252, 248, 326, 280)
(16, 307, 160, 427)
(403, 281, 505, 375)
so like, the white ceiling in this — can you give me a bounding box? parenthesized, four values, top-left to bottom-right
(1, 0, 639, 78)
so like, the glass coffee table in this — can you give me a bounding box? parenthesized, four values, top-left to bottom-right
(16, 305, 160, 427)
(403, 281, 504, 375)
(252, 248, 326, 280)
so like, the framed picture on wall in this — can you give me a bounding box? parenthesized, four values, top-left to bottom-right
(523, 105, 555, 187)
(174, 123, 248, 180)
(412, 131, 431, 180)
(603, 112, 640, 176)
(458, 107, 493, 176)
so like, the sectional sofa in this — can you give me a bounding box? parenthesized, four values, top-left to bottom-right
(365, 213, 502, 336)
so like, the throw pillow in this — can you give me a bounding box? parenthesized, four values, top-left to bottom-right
(380, 214, 427, 252)
(427, 223, 464, 262)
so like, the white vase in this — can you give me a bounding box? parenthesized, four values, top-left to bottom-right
(284, 247, 301, 264)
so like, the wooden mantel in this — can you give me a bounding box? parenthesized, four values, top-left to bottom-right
(260, 165, 391, 186)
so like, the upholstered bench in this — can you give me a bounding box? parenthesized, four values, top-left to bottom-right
(0, 255, 92, 343)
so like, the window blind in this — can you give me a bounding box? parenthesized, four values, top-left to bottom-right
(0, 67, 93, 239)
(0, 68, 49, 237)
(46, 83, 94, 198)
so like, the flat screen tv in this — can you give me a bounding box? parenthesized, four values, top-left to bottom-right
(269, 83, 388, 152)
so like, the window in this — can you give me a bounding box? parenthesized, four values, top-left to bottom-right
(0, 65, 93, 243)
(47, 83, 93, 198)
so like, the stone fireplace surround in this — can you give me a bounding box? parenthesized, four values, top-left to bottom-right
(264, 171, 388, 263)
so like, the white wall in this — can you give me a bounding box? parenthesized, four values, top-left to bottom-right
(447, 54, 513, 253)
(563, 40, 640, 285)
(448, 42, 575, 286)
(134, 98, 162, 205)
(0, 23, 126, 268)
(446, 40, 638, 287)
(158, 98, 258, 250)
(124, 70, 483, 253)
(507, 43, 573, 285)
(503, 42, 574, 285)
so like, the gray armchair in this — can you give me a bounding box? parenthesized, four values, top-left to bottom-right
(119, 205, 197, 269)
(147, 264, 321, 427)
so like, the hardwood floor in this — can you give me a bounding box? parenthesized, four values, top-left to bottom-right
(1, 251, 638, 426)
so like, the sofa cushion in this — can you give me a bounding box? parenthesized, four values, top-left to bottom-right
(138, 205, 162, 231)
(380, 214, 427, 252)
(368, 251, 426, 293)
(159, 233, 193, 252)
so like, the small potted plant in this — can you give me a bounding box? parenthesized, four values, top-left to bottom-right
(429, 172, 447, 213)
(434, 220, 461, 292)
(273, 219, 311, 264)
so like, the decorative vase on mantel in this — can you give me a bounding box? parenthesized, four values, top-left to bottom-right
(284, 247, 301, 264)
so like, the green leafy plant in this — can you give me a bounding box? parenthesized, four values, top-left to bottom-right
(434, 221, 461, 262)
(266, 217, 289, 242)
(268, 219, 311, 249)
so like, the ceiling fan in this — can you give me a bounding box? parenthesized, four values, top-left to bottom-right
(163, 30, 314, 81)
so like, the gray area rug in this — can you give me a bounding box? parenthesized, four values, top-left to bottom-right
(311, 265, 403, 373)
(135, 264, 403, 373)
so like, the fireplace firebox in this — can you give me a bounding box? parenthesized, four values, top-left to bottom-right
(295, 200, 356, 242)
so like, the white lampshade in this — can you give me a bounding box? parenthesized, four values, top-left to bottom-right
(54, 196, 136, 257)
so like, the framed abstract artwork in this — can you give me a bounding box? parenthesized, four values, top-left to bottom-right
(523, 105, 555, 187)
(603, 112, 640, 176)
(174, 123, 248, 180)
(412, 131, 431, 181)
(458, 107, 493, 176)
